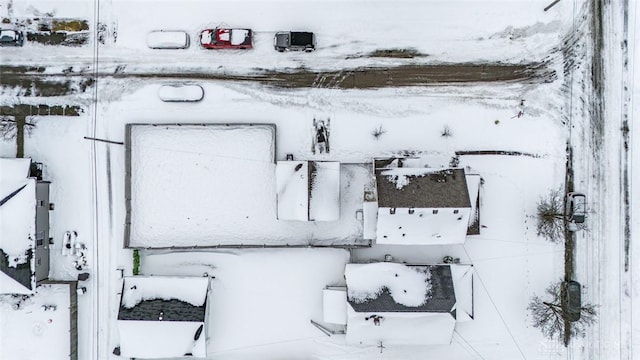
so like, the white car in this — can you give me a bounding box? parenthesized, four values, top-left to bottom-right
(147, 30, 190, 49)
(158, 84, 204, 102)
(565, 192, 586, 225)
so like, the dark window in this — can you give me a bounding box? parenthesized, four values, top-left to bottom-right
(390, 208, 396, 214)
(38, 200, 44, 207)
(408, 209, 414, 214)
(37, 239, 44, 246)
(453, 209, 459, 214)
(432, 209, 438, 214)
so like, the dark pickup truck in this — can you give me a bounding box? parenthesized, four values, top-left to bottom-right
(274, 31, 315, 52)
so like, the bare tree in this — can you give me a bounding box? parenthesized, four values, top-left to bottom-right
(0, 116, 36, 141)
(528, 281, 597, 343)
(371, 125, 386, 140)
(536, 188, 566, 243)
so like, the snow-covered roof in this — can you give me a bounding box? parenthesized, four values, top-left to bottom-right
(371, 161, 474, 245)
(0, 158, 36, 295)
(126, 124, 367, 247)
(343, 263, 472, 345)
(345, 263, 455, 313)
(374, 160, 471, 209)
(276, 161, 340, 221)
(0, 283, 74, 360)
(323, 287, 348, 325)
(276, 161, 308, 221)
(345, 308, 455, 346)
(376, 206, 471, 245)
(118, 320, 206, 358)
(466, 173, 482, 234)
(451, 264, 474, 322)
(118, 276, 209, 359)
(120, 276, 209, 311)
(362, 199, 377, 240)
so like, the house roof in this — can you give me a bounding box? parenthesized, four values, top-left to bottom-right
(118, 276, 209, 359)
(0, 249, 33, 294)
(376, 207, 471, 245)
(276, 160, 309, 221)
(276, 160, 340, 221)
(374, 159, 471, 209)
(345, 309, 456, 345)
(345, 263, 456, 313)
(343, 263, 473, 346)
(0, 158, 36, 295)
(118, 321, 207, 358)
(118, 276, 209, 322)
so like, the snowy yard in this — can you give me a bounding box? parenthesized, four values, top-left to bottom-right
(140, 248, 350, 357)
(0, 283, 74, 360)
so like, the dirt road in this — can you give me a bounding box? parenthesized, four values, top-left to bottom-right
(1, 62, 555, 92)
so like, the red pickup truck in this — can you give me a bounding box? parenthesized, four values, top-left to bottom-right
(200, 28, 252, 49)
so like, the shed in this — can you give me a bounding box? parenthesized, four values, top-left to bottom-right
(276, 160, 340, 221)
(117, 276, 210, 358)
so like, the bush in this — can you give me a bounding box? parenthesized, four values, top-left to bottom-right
(133, 249, 140, 275)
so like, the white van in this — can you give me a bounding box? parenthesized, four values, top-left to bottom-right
(147, 30, 190, 49)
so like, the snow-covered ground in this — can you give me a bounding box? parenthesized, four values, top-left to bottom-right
(4, 0, 637, 359)
(0, 283, 72, 360)
(2, 0, 573, 73)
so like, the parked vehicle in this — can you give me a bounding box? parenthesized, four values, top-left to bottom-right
(147, 30, 190, 49)
(0, 28, 25, 47)
(200, 28, 252, 49)
(565, 192, 586, 225)
(158, 84, 204, 102)
(274, 31, 315, 52)
(561, 280, 582, 322)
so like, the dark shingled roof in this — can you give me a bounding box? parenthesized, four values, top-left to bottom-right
(0, 248, 33, 292)
(348, 265, 456, 313)
(118, 298, 206, 322)
(375, 161, 471, 209)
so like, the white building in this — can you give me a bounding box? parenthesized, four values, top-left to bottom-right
(323, 262, 474, 346)
(117, 276, 210, 359)
(365, 158, 480, 245)
(0, 157, 51, 295)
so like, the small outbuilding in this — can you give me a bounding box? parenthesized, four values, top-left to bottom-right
(276, 160, 340, 221)
(117, 276, 210, 358)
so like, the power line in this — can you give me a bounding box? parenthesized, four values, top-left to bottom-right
(462, 246, 528, 360)
(453, 330, 486, 360)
